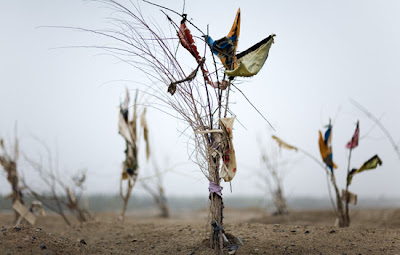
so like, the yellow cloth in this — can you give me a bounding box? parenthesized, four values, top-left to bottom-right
(271, 135, 298, 151)
(219, 118, 237, 182)
(140, 108, 150, 160)
(347, 155, 382, 185)
(356, 155, 382, 173)
(226, 8, 241, 70)
(225, 34, 275, 77)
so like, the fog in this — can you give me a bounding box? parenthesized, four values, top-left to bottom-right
(1, 0, 399, 202)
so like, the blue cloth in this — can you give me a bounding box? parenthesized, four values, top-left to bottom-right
(324, 124, 331, 145)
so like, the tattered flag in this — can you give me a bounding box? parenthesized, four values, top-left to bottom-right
(204, 9, 241, 70)
(140, 108, 150, 160)
(318, 123, 338, 171)
(219, 118, 237, 182)
(177, 17, 211, 83)
(347, 155, 382, 185)
(346, 121, 360, 149)
(225, 34, 275, 78)
(272, 135, 298, 151)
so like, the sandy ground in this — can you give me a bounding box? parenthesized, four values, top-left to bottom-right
(1, 208, 400, 254)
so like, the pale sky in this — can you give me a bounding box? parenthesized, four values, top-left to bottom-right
(1, 0, 400, 201)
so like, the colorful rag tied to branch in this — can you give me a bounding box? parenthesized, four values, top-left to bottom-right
(272, 135, 298, 151)
(318, 123, 338, 171)
(347, 155, 382, 185)
(219, 118, 237, 182)
(205, 8, 275, 78)
(204, 8, 241, 70)
(346, 121, 360, 149)
(225, 34, 275, 78)
(177, 17, 211, 84)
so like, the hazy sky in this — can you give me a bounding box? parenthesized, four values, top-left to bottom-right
(1, 0, 400, 201)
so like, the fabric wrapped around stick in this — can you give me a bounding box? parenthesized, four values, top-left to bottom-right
(341, 189, 358, 205)
(209, 181, 223, 197)
(272, 135, 298, 151)
(347, 155, 382, 185)
(219, 118, 237, 182)
(346, 121, 360, 149)
(204, 8, 241, 70)
(318, 123, 338, 171)
(225, 34, 275, 78)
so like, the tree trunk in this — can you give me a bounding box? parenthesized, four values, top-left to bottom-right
(210, 193, 224, 251)
(208, 153, 224, 253)
(330, 172, 349, 227)
(120, 179, 133, 221)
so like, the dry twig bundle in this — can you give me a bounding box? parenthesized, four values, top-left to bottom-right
(118, 89, 150, 221)
(82, 1, 275, 252)
(22, 141, 91, 226)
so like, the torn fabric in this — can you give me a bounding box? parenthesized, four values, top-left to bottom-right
(225, 34, 275, 77)
(272, 135, 298, 151)
(346, 121, 360, 149)
(341, 189, 358, 205)
(168, 58, 205, 95)
(118, 111, 135, 146)
(208, 80, 230, 90)
(219, 118, 237, 182)
(318, 123, 338, 171)
(120, 89, 130, 121)
(205, 9, 241, 70)
(177, 17, 211, 83)
(118, 91, 139, 181)
(140, 108, 150, 160)
(347, 155, 382, 185)
(29, 201, 46, 216)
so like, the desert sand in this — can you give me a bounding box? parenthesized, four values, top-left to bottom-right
(1, 208, 400, 254)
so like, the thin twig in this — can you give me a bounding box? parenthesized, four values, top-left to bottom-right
(231, 84, 275, 131)
(350, 98, 400, 160)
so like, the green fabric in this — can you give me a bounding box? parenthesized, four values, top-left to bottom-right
(225, 34, 275, 77)
(347, 155, 382, 185)
(356, 155, 382, 174)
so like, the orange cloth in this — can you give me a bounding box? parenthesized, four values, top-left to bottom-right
(318, 130, 338, 170)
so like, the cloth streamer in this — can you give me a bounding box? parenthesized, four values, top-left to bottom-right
(318, 123, 338, 171)
(346, 121, 360, 149)
(347, 155, 382, 185)
(205, 9, 241, 70)
(177, 17, 211, 83)
(225, 34, 275, 78)
(272, 135, 298, 151)
(219, 118, 237, 182)
(140, 108, 150, 160)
